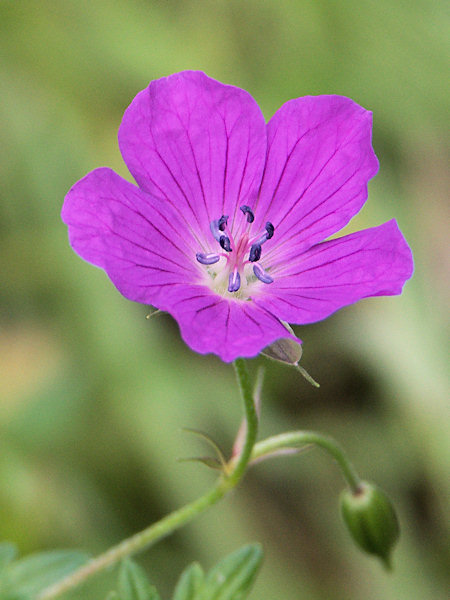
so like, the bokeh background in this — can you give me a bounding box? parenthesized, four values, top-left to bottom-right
(1, 1, 448, 598)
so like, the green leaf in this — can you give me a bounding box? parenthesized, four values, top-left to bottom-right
(118, 559, 161, 600)
(105, 593, 121, 600)
(172, 562, 204, 600)
(0, 550, 89, 597)
(0, 544, 17, 576)
(201, 544, 263, 600)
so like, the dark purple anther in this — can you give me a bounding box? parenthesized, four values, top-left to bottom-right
(218, 215, 228, 231)
(249, 244, 261, 262)
(210, 220, 222, 242)
(265, 222, 274, 239)
(254, 221, 275, 246)
(240, 205, 255, 223)
(196, 252, 220, 265)
(253, 263, 273, 284)
(219, 235, 232, 252)
(228, 270, 241, 293)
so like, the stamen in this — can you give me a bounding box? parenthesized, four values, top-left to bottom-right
(253, 222, 275, 246)
(265, 222, 274, 239)
(253, 263, 273, 284)
(210, 217, 229, 241)
(201, 211, 275, 294)
(228, 269, 241, 293)
(219, 235, 232, 252)
(210, 220, 222, 242)
(249, 244, 261, 262)
(240, 205, 255, 223)
(218, 215, 228, 231)
(196, 252, 220, 265)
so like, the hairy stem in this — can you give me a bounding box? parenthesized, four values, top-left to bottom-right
(37, 359, 258, 600)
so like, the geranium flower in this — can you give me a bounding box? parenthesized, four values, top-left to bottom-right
(62, 71, 413, 362)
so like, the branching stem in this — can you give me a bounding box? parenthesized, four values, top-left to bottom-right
(36, 359, 257, 600)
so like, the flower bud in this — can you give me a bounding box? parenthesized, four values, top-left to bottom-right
(340, 481, 400, 568)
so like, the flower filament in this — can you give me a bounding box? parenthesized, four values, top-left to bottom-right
(196, 205, 274, 295)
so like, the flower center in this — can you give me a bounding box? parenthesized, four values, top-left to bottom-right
(196, 205, 274, 297)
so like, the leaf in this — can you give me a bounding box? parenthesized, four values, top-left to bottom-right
(0, 544, 17, 576)
(0, 550, 89, 597)
(172, 562, 204, 600)
(201, 544, 263, 600)
(105, 593, 121, 600)
(118, 559, 161, 600)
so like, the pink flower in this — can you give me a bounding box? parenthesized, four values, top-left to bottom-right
(62, 71, 413, 362)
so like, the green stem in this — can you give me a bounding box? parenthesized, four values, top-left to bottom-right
(230, 359, 259, 482)
(249, 431, 361, 491)
(36, 359, 258, 600)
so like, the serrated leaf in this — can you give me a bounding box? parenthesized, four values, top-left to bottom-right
(0, 550, 89, 597)
(172, 562, 204, 600)
(118, 559, 161, 600)
(0, 544, 17, 576)
(202, 544, 263, 600)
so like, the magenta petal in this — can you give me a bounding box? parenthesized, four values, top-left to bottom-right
(161, 285, 300, 362)
(118, 71, 267, 239)
(254, 220, 414, 324)
(254, 95, 379, 257)
(61, 168, 201, 307)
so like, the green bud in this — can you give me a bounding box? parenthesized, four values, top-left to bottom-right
(340, 481, 400, 569)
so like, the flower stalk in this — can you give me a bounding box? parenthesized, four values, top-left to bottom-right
(248, 430, 362, 492)
(36, 359, 258, 600)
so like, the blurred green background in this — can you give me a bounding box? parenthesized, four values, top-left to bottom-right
(0, 1, 448, 598)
